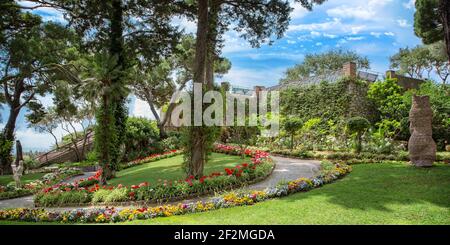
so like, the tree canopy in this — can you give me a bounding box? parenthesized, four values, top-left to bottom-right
(414, 0, 450, 63)
(281, 49, 370, 83)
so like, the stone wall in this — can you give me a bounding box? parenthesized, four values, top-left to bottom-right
(386, 70, 424, 90)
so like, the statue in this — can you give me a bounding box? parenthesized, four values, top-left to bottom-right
(12, 140, 24, 188)
(408, 95, 436, 167)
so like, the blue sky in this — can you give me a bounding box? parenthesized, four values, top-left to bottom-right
(4, 0, 421, 151)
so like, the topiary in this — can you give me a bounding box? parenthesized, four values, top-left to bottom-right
(347, 116, 370, 153)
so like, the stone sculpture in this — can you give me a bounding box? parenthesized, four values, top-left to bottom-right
(408, 95, 436, 167)
(12, 140, 24, 188)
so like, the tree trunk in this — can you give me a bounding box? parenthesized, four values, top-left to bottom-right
(188, 0, 209, 178)
(96, 0, 126, 183)
(440, 0, 450, 63)
(98, 93, 111, 185)
(0, 105, 20, 175)
(49, 131, 60, 149)
(356, 133, 362, 153)
(15, 140, 23, 166)
(291, 134, 294, 150)
(145, 96, 168, 139)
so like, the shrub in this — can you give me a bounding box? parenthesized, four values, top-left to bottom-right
(347, 116, 370, 153)
(123, 117, 160, 161)
(92, 189, 111, 203)
(160, 134, 182, 151)
(104, 188, 129, 203)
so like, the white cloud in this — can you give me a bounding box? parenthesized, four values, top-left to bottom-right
(310, 31, 321, 37)
(397, 19, 411, 28)
(384, 32, 395, 36)
(2, 121, 84, 152)
(323, 33, 338, 39)
(130, 96, 157, 120)
(289, 18, 366, 36)
(219, 67, 287, 88)
(172, 16, 197, 33)
(403, 0, 416, 9)
(346, 36, 365, 41)
(19, 1, 65, 23)
(370, 32, 382, 38)
(315, 42, 323, 46)
(287, 40, 296, 44)
(290, 2, 309, 19)
(222, 31, 252, 54)
(326, 0, 392, 20)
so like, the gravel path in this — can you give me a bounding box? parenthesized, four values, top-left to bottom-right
(0, 157, 321, 211)
(0, 172, 96, 209)
(246, 156, 321, 190)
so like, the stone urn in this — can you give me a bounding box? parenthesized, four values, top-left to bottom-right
(408, 95, 436, 167)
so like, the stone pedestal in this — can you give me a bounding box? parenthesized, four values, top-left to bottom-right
(408, 95, 436, 167)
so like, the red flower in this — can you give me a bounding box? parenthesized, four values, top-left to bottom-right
(131, 185, 139, 189)
(225, 168, 233, 175)
(199, 176, 207, 183)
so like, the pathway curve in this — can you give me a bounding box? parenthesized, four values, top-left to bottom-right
(0, 171, 96, 209)
(0, 157, 321, 211)
(246, 156, 321, 190)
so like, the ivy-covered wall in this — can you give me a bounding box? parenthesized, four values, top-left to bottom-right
(280, 78, 375, 123)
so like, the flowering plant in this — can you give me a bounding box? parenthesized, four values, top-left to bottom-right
(0, 167, 83, 200)
(34, 147, 274, 207)
(0, 161, 351, 223)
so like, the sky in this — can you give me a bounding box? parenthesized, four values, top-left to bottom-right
(4, 0, 422, 151)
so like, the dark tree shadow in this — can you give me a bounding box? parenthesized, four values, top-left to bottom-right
(283, 163, 450, 212)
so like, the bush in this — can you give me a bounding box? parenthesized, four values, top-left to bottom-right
(0, 188, 33, 200)
(103, 188, 129, 203)
(92, 189, 112, 203)
(347, 116, 370, 153)
(160, 133, 183, 151)
(123, 117, 160, 161)
(35, 191, 91, 207)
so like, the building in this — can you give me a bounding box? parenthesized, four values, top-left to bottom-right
(385, 70, 424, 90)
(267, 62, 379, 91)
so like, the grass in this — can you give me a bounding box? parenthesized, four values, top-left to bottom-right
(0, 173, 45, 186)
(1, 162, 449, 225)
(122, 162, 449, 225)
(108, 153, 251, 186)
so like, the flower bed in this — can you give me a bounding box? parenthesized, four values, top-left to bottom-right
(33, 149, 274, 207)
(0, 187, 33, 200)
(0, 162, 352, 223)
(0, 168, 83, 200)
(267, 148, 450, 163)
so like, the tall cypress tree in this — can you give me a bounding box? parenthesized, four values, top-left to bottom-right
(185, 0, 326, 178)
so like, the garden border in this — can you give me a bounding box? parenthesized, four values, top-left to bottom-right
(0, 162, 352, 223)
(33, 160, 276, 208)
(0, 171, 84, 201)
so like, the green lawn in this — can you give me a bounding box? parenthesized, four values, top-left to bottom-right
(1, 162, 449, 225)
(123, 162, 449, 225)
(0, 173, 45, 186)
(108, 153, 251, 186)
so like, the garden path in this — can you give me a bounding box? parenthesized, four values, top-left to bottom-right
(45, 156, 321, 212)
(0, 171, 96, 209)
(245, 156, 321, 190)
(0, 157, 321, 211)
